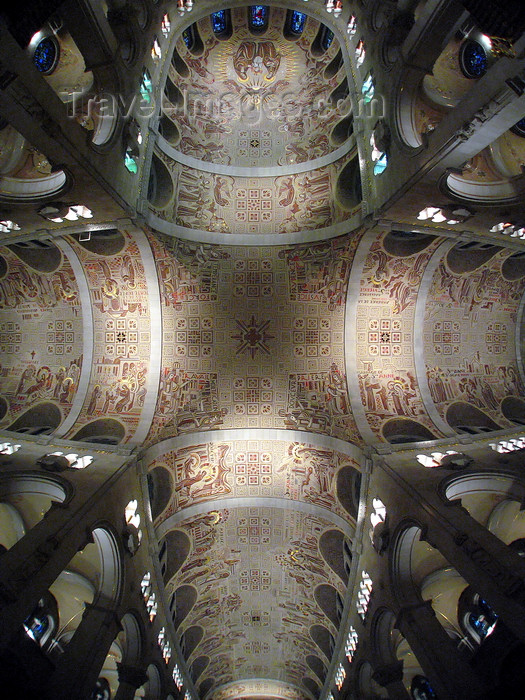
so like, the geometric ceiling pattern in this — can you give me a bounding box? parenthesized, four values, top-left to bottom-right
(166, 8, 344, 168)
(2, 4, 525, 700)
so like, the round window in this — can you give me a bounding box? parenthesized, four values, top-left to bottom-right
(33, 37, 59, 74)
(459, 40, 488, 79)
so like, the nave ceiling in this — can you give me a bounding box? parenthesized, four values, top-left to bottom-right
(1, 221, 525, 697)
(0, 226, 523, 447)
(1, 2, 525, 698)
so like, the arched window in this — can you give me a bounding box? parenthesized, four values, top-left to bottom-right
(411, 675, 437, 700)
(161, 13, 171, 38)
(459, 588, 498, 646)
(459, 40, 488, 79)
(355, 39, 365, 66)
(249, 6, 269, 34)
(509, 538, 525, 557)
(211, 10, 232, 39)
(151, 35, 162, 61)
(125, 145, 138, 174)
(511, 117, 525, 138)
(91, 678, 111, 700)
(321, 27, 334, 52)
(361, 73, 374, 103)
(140, 68, 153, 103)
(370, 133, 387, 175)
(182, 24, 195, 50)
(285, 10, 307, 38)
(23, 594, 57, 648)
(32, 37, 60, 75)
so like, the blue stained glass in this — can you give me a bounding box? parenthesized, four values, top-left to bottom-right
(374, 153, 388, 175)
(250, 6, 269, 28)
(411, 675, 437, 700)
(460, 41, 487, 79)
(212, 11, 227, 34)
(182, 27, 193, 48)
(469, 598, 498, 640)
(33, 37, 58, 74)
(290, 11, 306, 35)
(361, 74, 375, 103)
(322, 28, 334, 52)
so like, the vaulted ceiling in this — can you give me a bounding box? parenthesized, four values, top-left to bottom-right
(1, 3, 525, 700)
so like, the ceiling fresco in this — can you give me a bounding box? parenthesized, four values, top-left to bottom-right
(148, 438, 359, 526)
(3, 6, 525, 698)
(164, 505, 346, 699)
(166, 7, 344, 168)
(0, 243, 82, 430)
(354, 230, 444, 440)
(146, 232, 362, 446)
(423, 247, 525, 430)
(60, 229, 153, 442)
(212, 680, 310, 700)
(149, 152, 358, 236)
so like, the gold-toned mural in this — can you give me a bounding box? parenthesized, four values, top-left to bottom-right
(63, 230, 152, 442)
(0, 245, 82, 429)
(148, 439, 359, 525)
(424, 249, 525, 429)
(165, 7, 344, 168)
(150, 154, 358, 235)
(147, 233, 362, 445)
(356, 232, 444, 440)
(168, 507, 345, 695)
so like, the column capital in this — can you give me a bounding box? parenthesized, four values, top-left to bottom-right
(372, 660, 404, 687)
(116, 663, 148, 689)
(395, 598, 435, 627)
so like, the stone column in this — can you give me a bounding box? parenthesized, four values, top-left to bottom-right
(423, 499, 525, 643)
(0, 501, 92, 651)
(43, 602, 122, 700)
(395, 599, 486, 699)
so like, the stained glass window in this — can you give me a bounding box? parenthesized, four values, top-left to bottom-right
(151, 36, 161, 61)
(33, 37, 59, 74)
(355, 40, 365, 65)
(140, 69, 153, 103)
(125, 149, 137, 174)
(24, 612, 49, 643)
(182, 25, 195, 49)
(321, 27, 334, 52)
(161, 14, 171, 38)
(361, 74, 374, 103)
(469, 598, 497, 640)
(212, 10, 227, 34)
(411, 675, 437, 700)
(249, 6, 269, 32)
(373, 152, 388, 175)
(460, 40, 487, 79)
(290, 11, 306, 35)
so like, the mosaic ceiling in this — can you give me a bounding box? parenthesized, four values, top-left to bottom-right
(1, 6, 525, 700)
(2, 220, 525, 700)
(166, 8, 344, 168)
(149, 155, 358, 236)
